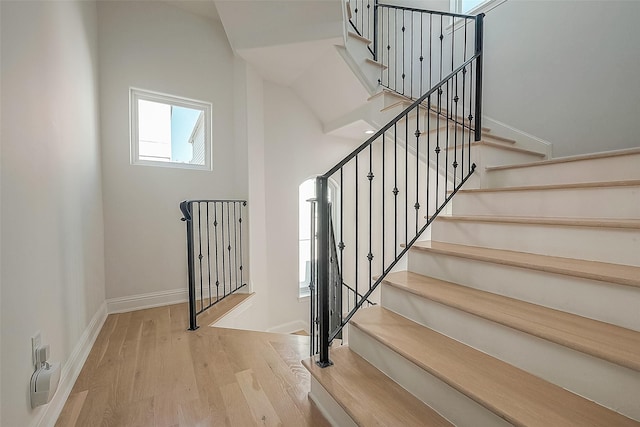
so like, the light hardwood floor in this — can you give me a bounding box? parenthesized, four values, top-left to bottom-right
(55, 300, 329, 427)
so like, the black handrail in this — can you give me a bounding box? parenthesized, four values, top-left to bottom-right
(180, 199, 247, 330)
(313, 4, 484, 366)
(326, 54, 481, 178)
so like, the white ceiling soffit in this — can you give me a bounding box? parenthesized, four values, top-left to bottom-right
(215, 0, 343, 51)
(237, 38, 340, 86)
(164, 0, 221, 21)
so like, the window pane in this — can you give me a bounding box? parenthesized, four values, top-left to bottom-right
(171, 106, 203, 164)
(131, 88, 212, 170)
(462, 0, 486, 13)
(138, 99, 171, 161)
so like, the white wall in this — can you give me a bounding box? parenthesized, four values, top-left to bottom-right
(482, 0, 640, 157)
(1, 1, 105, 425)
(98, 1, 246, 303)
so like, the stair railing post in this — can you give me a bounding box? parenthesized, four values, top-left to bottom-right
(373, 0, 379, 61)
(308, 197, 318, 357)
(180, 201, 199, 330)
(474, 13, 484, 141)
(316, 177, 333, 367)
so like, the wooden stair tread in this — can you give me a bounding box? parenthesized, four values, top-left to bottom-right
(347, 31, 372, 45)
(351, 307, 639, 427)
(303, 346, 453, 427)
(458, 179, 640, 193)
(486, 147, 640, 171)
(436, 215, 640, 229)
(411, 241, 640, 288)
(382, 271, 640, 371)
(365, 57, 387, 69)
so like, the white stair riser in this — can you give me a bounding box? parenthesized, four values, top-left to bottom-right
(431, 220, 640, 267)
(348, 325, 512, 427)
(407, 250, 640, 331)
(486, 153, 640, 188)
(381, 284, 640, 420)
(345, 35, 381, 91)
(451, 185, 640, 218)
(308, 377, 358, 427)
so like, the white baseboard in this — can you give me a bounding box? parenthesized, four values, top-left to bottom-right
(106, 288, 188, 314)
(33, 302, 107, 427)
(266, 319, 309, 334)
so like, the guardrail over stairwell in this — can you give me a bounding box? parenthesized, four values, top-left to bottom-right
(180, 200, 247, 330)
(311, 1, 484, 366)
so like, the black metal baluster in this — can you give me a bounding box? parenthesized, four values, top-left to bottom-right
(429, 13, 433, 89)
(197, 202, 203, 312)
(233, 201, 238, 291)
(394, 8, 398, 92)
(439, 15, 443, 84)
(239, 201, 245, 287)
(206, 202, 212, 307)
(387, 7, 390, 87)
(339, 167, 344, 319)
(373, 0, 379, 61)
(402, 11, 406, 95)
(419, 12, 423, 96)
(394, 122, 398, 257)
(436, 82, 441, 208)
(426, 96, 431, 218)
(415, 104, 420, 233)
(405, 112, 408, 245)
(381, 133, 385, 272)
(445, 80, 450, 196)
(214, 203, 220, 302)
(410, 11, 414, 98)
(461, 19, 468, 178)
(469, 60, 475, 174)
(220, 202, 226, 298)
(355, 155, 359, 301)
(227, 201, 232, 293)
(367, 0, 370, 39)
(368, 144, 373, 291)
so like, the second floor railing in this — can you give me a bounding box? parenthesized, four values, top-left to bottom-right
(180, 199, 247, 330)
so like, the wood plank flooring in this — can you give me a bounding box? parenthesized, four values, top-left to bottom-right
(55, 303, 328, 427)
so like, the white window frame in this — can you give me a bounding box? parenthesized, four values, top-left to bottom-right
(130, 87, 213, 171)
(450, 0, 507, 16)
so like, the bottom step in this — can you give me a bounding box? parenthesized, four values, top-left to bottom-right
(350, 307, 639, 426)
(303, 346, 452, 426)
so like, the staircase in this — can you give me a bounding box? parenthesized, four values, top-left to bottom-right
(305, 148, 640, 425)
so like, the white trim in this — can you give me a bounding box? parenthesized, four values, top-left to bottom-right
(483, 115, 553, 158)
(129, 87, 213, 171)
(106, 288, 188, 314)
(266, 319, 309, 334)
(450, 0, 508, 16)
(208, 293, 256, 328)
(33, 303, 108, 427)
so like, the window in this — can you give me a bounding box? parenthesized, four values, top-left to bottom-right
(130, 88, 212, 170)
(298, 178, 339, 298)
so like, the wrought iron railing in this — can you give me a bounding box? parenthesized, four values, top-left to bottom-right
(313, 3, 484, 366)
(308, 200, 377, 356)
(180, 199, 247, 330)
